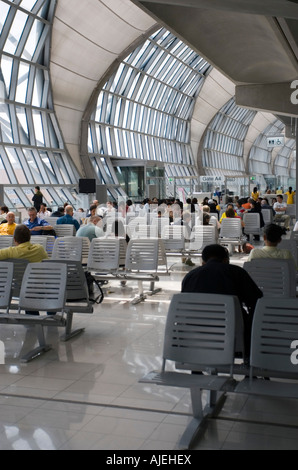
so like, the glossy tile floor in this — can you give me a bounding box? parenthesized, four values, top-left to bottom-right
(1, 248, 298, 450)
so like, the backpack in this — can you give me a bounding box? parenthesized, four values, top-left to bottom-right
(84, 271, 104, 304)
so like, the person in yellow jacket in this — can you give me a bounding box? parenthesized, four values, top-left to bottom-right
(251, 187, 259, 201)
(0, 212, 17, 236)
(0, 224, 48, 262)
(284, 187, 295, 205)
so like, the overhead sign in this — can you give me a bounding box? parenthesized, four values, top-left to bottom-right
(199, 176, 224, 183)
(267, 136, 284, 148)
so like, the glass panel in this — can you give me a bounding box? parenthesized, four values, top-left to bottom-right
(4, 10, 28, 55)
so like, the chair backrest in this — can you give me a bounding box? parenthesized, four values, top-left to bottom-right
(0, 261, 14, 310)
(53, 224, 76, 237)
(250, 297, 298, 376)
(243, 258, 296, 298)
(162, 293, 237, 370)
(29, 235, 48, 250)
(243, 213, 260, 234)
(19, 262, 67, 313)
(1, 258, 29, 298)
(278, 239, 298, 264)
(219, 218, 242, 239)
(261, 208, 272, 224)
(0, 236, 14, 248)
(125, 238, 159, 272)
(44, 259, 89, 302)
(51, 236, 83, 261)
(189, 225, 217, 251)
(80, 236, 91, 264)
(44, 217, 59, 225)
(131, 224, 158, 239)
(87, 238, 120, 272)
(161, 225, 185, 251)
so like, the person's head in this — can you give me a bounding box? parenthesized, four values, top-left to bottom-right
(6, 212, 15, 224)
(277, 195, 283, 203)
(14, 224, 31, 245)
(34, 185, 40, 192)
(0, 206, 9, 215)
(92, 200, 99, 206)
(28, 206, 37, 221)
(65, 205, 74, 216)
(203, 212, 210, 225)
(225, 208, 235, 218)
(202, 205, 210, 213)
(263, 223, 285, 246)
(89, 204, 97, 215)
(289, 187, 292, 193)
(253, 187, 258, 193)
(201, 244, 229, 265)
(90, 215, 102, 226)
(39, 203, 47, 212)
(261, 198, 269, 206)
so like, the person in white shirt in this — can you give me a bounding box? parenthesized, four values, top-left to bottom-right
(247, 223, 294, 263)
(273, 195, 290, 229)
(37, 203, 51, 220)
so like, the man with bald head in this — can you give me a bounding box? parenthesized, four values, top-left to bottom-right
(0, 212, 17, 236)
(56, 205, 80, 232)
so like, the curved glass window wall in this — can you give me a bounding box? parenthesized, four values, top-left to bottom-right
(0, 0, 80, 210)
(88, 28, 212, 200)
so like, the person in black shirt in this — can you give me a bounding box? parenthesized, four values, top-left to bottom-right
(181, 244, 263, 360)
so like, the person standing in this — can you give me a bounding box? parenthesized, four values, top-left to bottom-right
(284, 187, 295, 205)
(32, 186, 43, 212)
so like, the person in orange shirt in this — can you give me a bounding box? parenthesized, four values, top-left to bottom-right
(0, 212, 17, 236)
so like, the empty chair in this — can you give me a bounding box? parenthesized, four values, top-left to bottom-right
(139, 292, 237, 448)
(51, 236, 83, 261)
(261, 208, 273, 225)
(189, 225, 217, 252)
(243, 258, 296, 298)
(235, 297, 298, 396)
(87, 238, 121, 274)
(161, 225, 186, 253)
(243, 213, 261, 241)
(53, 224, 76, 237)
(0, 261, 14, 313)
(44, 259, 93, 340)
(0, 236, 13, 248)
(125, 238, 159, 273)
(125, 238, 161, 303)
(218, 218, 243, 252)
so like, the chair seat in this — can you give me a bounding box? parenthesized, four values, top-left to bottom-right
(140, 370, 234, 391)
(235, 377, 298, 398)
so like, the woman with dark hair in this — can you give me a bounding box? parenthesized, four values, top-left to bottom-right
(32, 186, 43, 212)
(285, 187, 296, 205)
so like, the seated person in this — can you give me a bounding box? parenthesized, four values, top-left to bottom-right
(24, 207, 54, 235)
(247, 223, 295, 263)
(37, 203, 51, 219)
(0, 224, 49, 316)
(0, 212, 17, 236)
(76, 215, 104, 241)
(0, 224, 48, 262)
(182, 244, 263, 360)
(56, 205, 80, 232)
(273, 195, 290, 230)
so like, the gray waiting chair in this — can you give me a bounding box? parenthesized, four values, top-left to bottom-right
(139, 292, 237, 448)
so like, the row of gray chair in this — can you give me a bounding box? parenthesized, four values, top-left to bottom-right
(139, 292, 298, 449)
